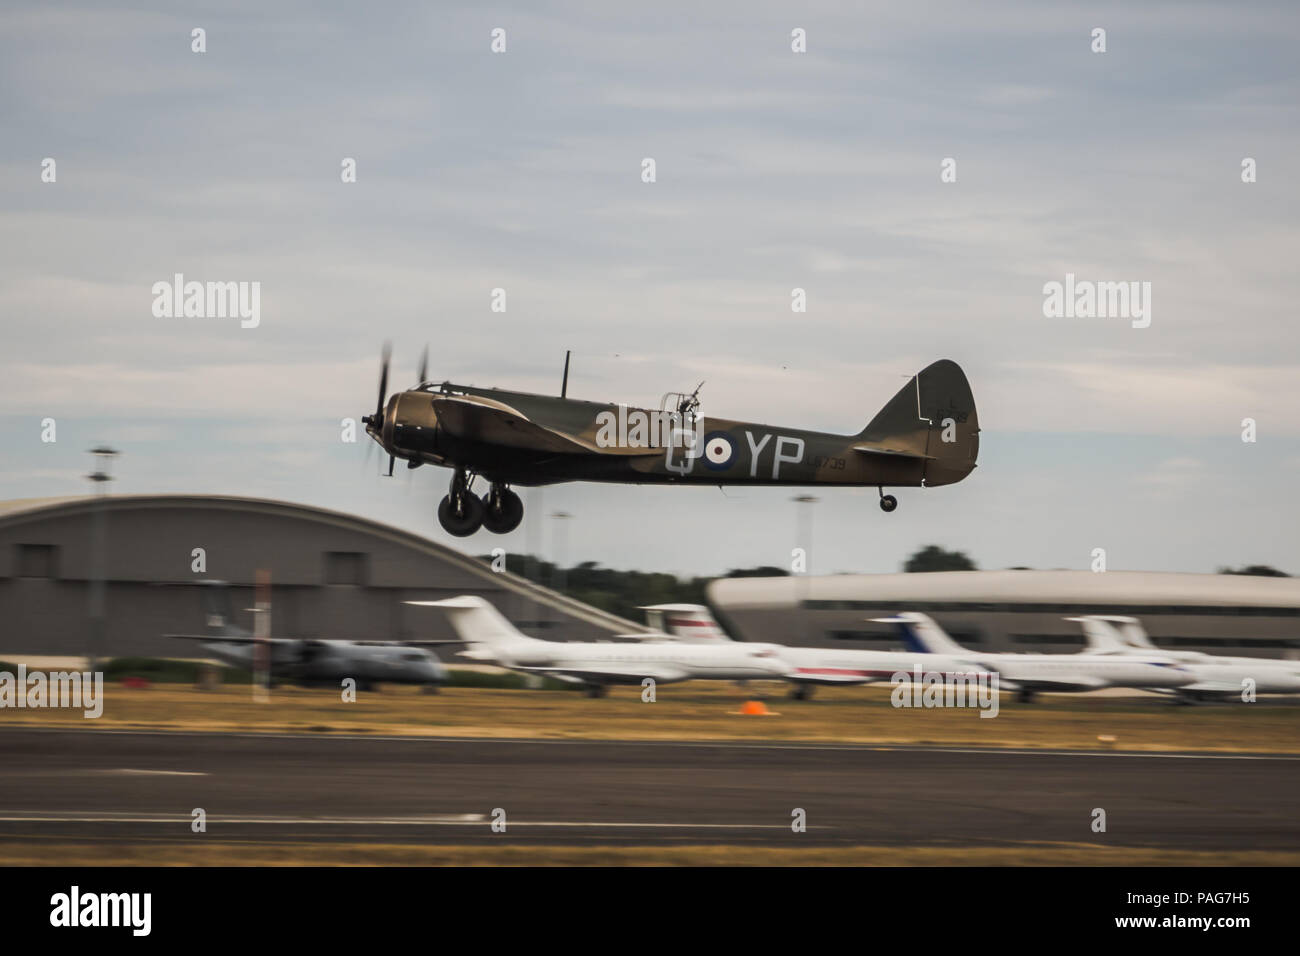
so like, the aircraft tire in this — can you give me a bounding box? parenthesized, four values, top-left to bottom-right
(879, 494, 898, 513)
(480, 488, 524, 534)
(439, 492, 485, 536)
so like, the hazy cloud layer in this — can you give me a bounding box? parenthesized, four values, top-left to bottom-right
(2, 1, 1297, 576)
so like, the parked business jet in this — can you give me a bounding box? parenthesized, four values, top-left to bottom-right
(636, 603, 996, 699)
(1072, 615, 1300, 702)
(409, 595, 789, 697)
(878, 612, 1196, 702)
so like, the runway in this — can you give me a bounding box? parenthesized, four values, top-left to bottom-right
(1, 728, 1296, 849)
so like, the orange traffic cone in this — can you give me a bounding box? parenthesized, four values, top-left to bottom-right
(732, 699, 778, 716)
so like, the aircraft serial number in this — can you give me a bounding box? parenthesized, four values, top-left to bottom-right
(811, 456, 846, 470)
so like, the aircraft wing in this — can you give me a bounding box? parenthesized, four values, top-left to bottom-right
(1177, 681, 1242, 696)
(518, 664, 692, 685)
(164, 633, 271, 644)
(431, 395, 658, 457)
(788, 666, 891, 685)
(606, 632, 685, 643)
(351, 639, 462, 646)
(1014, 674, 1108, 691)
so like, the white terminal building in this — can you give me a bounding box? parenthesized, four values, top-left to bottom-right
(707, 570, 1300, 658)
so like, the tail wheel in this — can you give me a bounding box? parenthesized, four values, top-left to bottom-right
(438, 492, 485, 536)
(481, 487, 524, 534)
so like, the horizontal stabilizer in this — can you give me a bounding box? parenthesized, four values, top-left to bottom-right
(852, 445, 935, 460)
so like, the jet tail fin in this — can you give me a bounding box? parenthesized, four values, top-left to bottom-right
(873, 612, 968, 654)
(1066, 616, 1129, 654)
(858, 359, 979, 487)
(639, 604, 728, 641)
(406, 596, 535, 650)
(198, 580, 248, 638)
(1070, 615, 1154, 652)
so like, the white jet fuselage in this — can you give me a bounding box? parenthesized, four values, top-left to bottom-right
(496, 638, 789, 682)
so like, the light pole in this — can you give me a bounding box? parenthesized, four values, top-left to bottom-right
(792, 495, 818, 644)
(86, 446, 119, 673)
(523, 488, 543, 631)
(550, 511, 572, 602)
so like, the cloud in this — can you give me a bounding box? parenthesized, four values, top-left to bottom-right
(1, 0, 1297, 575)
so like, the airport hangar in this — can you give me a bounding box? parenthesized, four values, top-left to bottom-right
(708, 570, 1300, 659)
(0, 495, 647, 659)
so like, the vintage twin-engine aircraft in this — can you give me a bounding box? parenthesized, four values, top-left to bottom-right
(361, 347, 979, 537)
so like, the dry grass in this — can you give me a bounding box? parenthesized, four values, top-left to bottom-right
(7, 681, 1299, 753)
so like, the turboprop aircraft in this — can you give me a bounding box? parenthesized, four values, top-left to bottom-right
(879, 612, 1196, 702)
(1072, 615, 1300, 702)
(361, 346, 979, 536)
(408, 595, 790, 697)
(165, 581, 447, 691)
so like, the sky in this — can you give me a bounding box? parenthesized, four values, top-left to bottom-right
(2, 1, 1297, 578)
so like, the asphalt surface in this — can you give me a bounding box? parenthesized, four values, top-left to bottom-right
(1, 728, 1297, 849)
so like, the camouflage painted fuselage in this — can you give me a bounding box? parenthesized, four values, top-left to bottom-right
(370, 359, 979, 490)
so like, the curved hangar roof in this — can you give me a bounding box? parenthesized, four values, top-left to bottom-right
(0, 495, 645, 651)
(709, 569, 1300, 616)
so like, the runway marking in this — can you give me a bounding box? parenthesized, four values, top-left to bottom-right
(99, 769, 208, 777)
(0, 811, 806, 830)
(9, 727, 1296, 761)
(0, 811, 485, 825)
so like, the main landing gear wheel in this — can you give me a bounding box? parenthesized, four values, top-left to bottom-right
(480, 486, 524, 535)
(879, 492, 898, 513)
(439, 470, 485, 536)
(438, 492, 483, 536)
(584, 685, 608, 699)
(789, 685, 815, 701)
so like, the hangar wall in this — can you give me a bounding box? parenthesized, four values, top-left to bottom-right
(0, 495, 645, 658)
(708, 570, 1300, 658)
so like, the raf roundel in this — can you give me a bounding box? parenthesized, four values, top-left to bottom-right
(702, 432, 735, 470)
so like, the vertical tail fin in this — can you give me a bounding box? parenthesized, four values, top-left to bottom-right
(406, 596, 535, 651)
(872, 612, 969, 654)
(639, 604, 728, 642)
(199, 580, 247, 638)
(859, 360, 979, 487)
(1073, 615, 1154, 651)
(1066, 616, 1130, 654)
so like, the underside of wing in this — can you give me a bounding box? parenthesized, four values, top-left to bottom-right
(1016, 675, 1108, 692)
(1177, 681, 1242, 695)
(788, 667, 888, 685)
(520, 664, 691, 685)
(431, 395, 595, 453)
